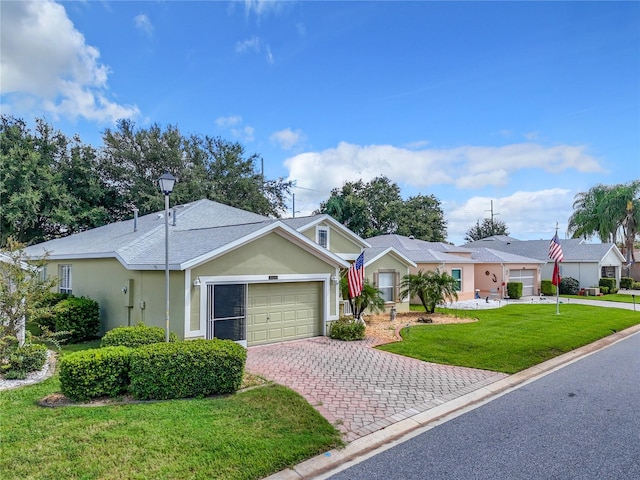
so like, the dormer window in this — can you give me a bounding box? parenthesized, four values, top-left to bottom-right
(316, 226, 329, 249)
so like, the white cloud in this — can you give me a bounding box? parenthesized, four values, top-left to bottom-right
(235, 37, 261, 54)
(215, 115, 254, 143)
(282, 141, 603, 239)
(445, 189, 574, 245)
(235, 36, 274, 64)
(270, 128, 307, 150)
(215, 115, 243, 127)
(134, 13, 154, 37)
(243, 0, 288, 17)
(0, 0, 139, 123)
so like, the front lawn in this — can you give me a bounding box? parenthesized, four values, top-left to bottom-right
(380, 304, 639, 374)
(0, 373, 341, 480)
(562, 293, 640, 304)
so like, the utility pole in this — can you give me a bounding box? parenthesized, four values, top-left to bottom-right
(486, 200, 500, 234)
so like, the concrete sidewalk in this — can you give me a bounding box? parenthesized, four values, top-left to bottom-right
(262, 322, 640, 480)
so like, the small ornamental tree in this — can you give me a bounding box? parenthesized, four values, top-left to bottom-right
(340, 277, 385, 321)
(0, 238, 56, 345)
(400, 269, 459, 313)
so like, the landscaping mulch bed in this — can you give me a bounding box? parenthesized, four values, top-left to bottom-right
(364, 311, 477, 343)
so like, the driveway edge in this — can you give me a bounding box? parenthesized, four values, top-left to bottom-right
(263, 323, 640, 480)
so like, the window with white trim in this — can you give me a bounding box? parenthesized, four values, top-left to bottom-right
(451, 268, 462, 292)
(316, 226, 329, 249)
(378, 272, 395, 303)
(59, 264, 72, 294)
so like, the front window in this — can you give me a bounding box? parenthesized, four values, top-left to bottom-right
(378, 272, 395, 303)
(451, 268, 462, 292)
(59, 264, 72, 294)
(316, 226, 329, 249)
(601, 266, 615, 278)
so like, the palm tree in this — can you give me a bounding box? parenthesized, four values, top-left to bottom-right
(568, 181, 640, 263)
(340, 277, 385, 321)
(400, 269, 459, 314)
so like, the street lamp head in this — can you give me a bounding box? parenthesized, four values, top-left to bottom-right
(158, 173, 176, 196)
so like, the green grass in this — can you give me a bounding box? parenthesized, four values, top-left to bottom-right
(380, 304, 640, 374)
(562, 293, 640, 304)
(1, 373, 341, 480)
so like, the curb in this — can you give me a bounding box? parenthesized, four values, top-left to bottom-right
(263, 323, 640, 480)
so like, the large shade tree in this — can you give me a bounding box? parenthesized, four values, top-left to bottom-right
(568, 181, 639, 263)
(319, 176, 447, 241)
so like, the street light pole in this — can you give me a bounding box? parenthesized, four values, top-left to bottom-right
(158, 173, 176, 342)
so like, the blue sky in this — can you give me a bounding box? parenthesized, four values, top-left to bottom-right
(1, 0, 638, 245)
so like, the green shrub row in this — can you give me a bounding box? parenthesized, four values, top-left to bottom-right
(58, 339, 246, 402)
(329, 317, 366, 341)
(506, 282, 522, 300)
(540, 280, 556, 296)
(598, 278, 618, 294)
(59, 346, 132, 401)
(620, 277, 634, 289)
(101, 324, 178, 348)
(129, 339, 246, 400)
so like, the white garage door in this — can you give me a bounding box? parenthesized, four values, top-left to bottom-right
(247, 282, 322, 346)
(509, 269, 535, 296)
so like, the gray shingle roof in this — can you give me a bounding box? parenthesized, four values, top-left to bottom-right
(366, 234, 475, 264)
(468, 247, 544, 264)
(24, 200, 347, 270)
(463, 237, 620, 263)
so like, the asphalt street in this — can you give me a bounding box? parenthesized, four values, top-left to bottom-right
(328, 332, 640, 480)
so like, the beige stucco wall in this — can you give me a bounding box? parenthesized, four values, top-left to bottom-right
(409, 263, 475, 301)
(299, 222, 362, 255)
(366, 254, 411, 313)
(47, 258, 186, 335)
(189, 232, 340, 337)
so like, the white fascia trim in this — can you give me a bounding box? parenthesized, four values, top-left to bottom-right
(295, 215, 371, 249)
(365, 247, 417, 268)
(182, 222, 350, 270)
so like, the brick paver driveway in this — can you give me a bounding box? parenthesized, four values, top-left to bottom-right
(246, 336, 507, 442)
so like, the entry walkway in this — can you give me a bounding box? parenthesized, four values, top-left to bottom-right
(246, 336, 506, 442)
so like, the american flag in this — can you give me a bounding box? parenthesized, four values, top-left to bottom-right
(548, 233, 564, 262)
(347, 252, 365, 298)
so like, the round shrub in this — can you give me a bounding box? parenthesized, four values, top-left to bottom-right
(54, 296, 100, 343)
(600, 286, 609, 295)
(620, 277, 634, 289)
(101, 324, 178, 348)
(506, 282, 523, 300)
(30, 292, 70, 330)
(129, 339, 246, 400)
(330, 317, 366, 341)
(559, 276, 580, 295)
(59, 346, 132, 401)
(1, 342, 48, 375)
(540, 280, 556, 296)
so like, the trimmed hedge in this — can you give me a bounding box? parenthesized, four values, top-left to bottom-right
(54, 296, 100, 343)
(31, 292, 70, 330)
(59, 346, 132, 401)
(620, 277, 634, 289)
(506, 282, 523, 300)
(129, 339, 246, 400)
(540, 280, 556, 296)
(101, 324, 178, 348)
(599, 278, 618, 294)
(330, 317, 366, 341)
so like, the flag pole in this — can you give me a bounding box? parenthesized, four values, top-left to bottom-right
(555, 259, 560, 315)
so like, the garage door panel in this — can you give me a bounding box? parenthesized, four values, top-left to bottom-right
(510, 269, 535, 296)
(248, 282, 322, 346)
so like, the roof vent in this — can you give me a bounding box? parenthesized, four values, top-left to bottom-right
(133, 208, 139, 232)
(409, 235, 415, 240)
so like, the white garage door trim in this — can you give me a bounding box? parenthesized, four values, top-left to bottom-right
(509, 269, 535, 296)
(197, 274, 332, 346)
